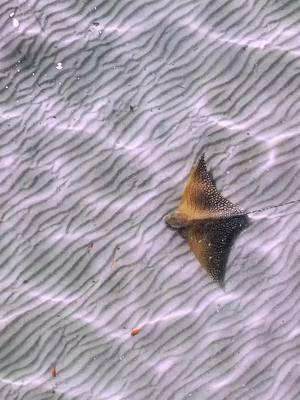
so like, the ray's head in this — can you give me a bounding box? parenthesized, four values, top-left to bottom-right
(164, 212, 190, 229)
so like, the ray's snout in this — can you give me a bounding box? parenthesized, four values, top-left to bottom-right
(164, 212, 189, 229)
(164, 212, 177, 229)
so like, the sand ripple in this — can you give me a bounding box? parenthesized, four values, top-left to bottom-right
(0, 0, 300, 399)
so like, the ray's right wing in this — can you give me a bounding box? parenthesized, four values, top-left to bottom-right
(186, 215, 248, 283)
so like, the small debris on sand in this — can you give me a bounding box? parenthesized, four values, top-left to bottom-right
(131, 328, 141, 337)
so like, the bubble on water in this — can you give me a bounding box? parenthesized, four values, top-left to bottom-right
(12, 18, 19, 28)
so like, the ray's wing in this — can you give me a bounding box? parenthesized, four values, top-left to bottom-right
(177, 155, 245, 220)
(186, 215, 248, 282)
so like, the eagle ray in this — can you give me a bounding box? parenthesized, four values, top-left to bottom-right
(165, 154, 299, 284)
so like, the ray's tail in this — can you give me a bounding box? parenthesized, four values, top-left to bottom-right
(246, 199, 300, 215)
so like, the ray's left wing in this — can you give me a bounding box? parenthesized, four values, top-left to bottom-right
(177, 155, 245, 221)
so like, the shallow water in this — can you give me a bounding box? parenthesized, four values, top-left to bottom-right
(1, 1, 300, 399)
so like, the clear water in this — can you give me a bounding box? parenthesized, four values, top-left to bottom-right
(0, 1, 300, 399)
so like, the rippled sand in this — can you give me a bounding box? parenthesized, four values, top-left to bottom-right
(0, 1, 300, 399)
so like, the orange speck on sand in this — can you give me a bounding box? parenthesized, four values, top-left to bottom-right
(131, 328, 141, 337)
(51, 367, 57, 378)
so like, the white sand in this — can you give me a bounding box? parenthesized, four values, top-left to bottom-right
(0, 1, 299, 399)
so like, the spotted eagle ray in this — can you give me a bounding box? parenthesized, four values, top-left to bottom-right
(165, 155, 299, 284)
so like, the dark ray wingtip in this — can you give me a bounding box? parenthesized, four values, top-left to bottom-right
(210, 270, 225, 287)
(191, 154, 208, 179)
(191, 153, 205, 169)
(196, 153, 206, 168)
(217, 278, 225, 289)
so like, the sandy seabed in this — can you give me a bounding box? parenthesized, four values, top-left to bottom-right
(0, 1, 300, 399)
